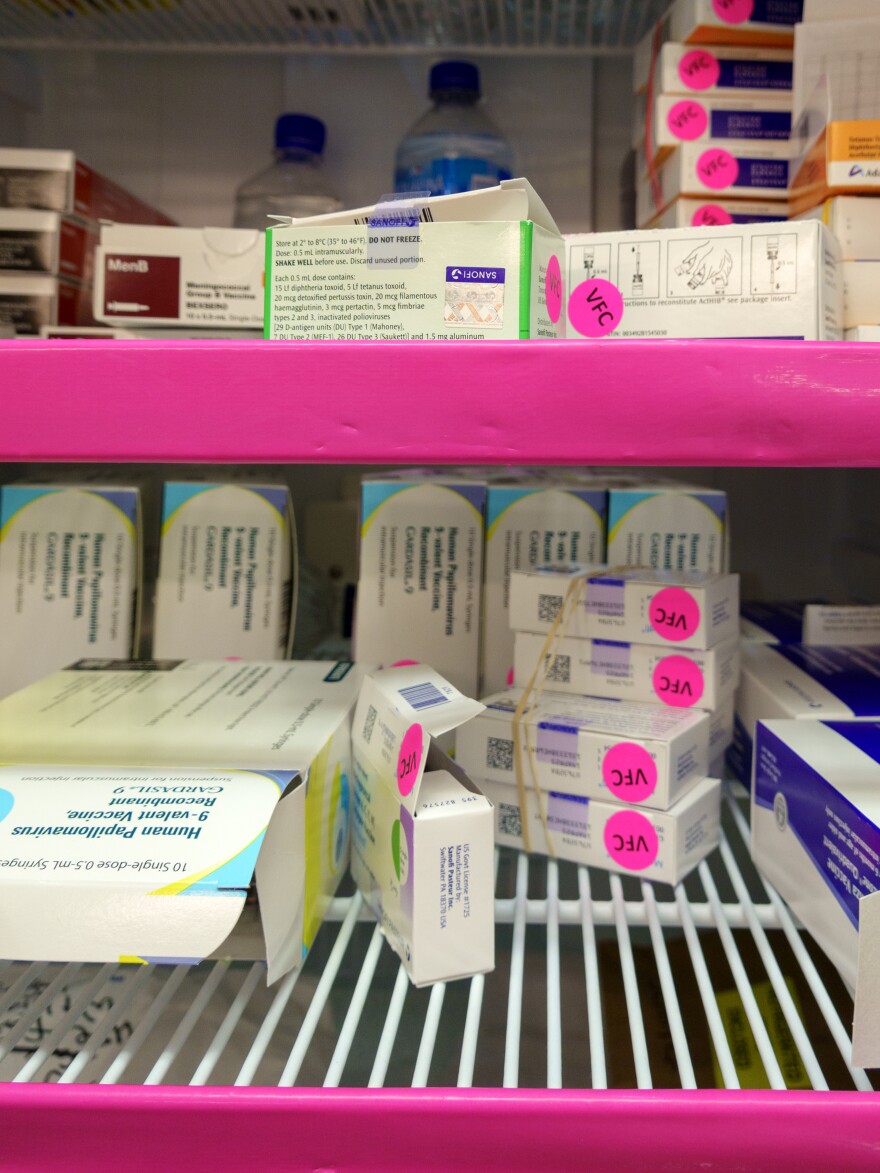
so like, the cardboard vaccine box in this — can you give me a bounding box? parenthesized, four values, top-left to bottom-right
(751, 718, 880, 1066)
(514, 631, 740, 712)
(351, 665, 494, 986)
(633, 41, 793, 98)
(606, 483, 728, 574)
(94, 224, 264, 329)
(645, 196, 789, 229)
(0, 273, 97, 335)
(481, 771, 721, 885)
(0, 209, 99, 282)
(846, 326, 880, 341)
(841, 260, 880, 328)
(266, 178, 565, 341)
(0, 484, 141, 698)
(565, 221, 839, 342)
(797, 196, 880, 260)
(653, 0, 802, 47)
(354, 472, 486, 697)
(480, 480, 607, 696)
(0, 148, 174, 225)
(741, 600, 880, 645)
(455, 687, 711, 810)
(638, 95, 793, 163)
(152, 482, 295, 661)
(730, 641, 880, 782)
(0, 659, 367, 982)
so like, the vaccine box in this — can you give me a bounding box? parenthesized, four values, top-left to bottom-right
(0, 484, 141, 698)
(0, 273, 96, 335)
(797, 196, 880, 260)
(606, 483, 728, 574)
(0, 209, 99, 282)
(751, 717, 880, 1066)
(351, 666, 494, 986)
(355, 472, 486, 697)
(741, 600, 880, 645)
(654, 0, 802, 48)
(633, 42, 794, 98)
(730, 642, 880, 782)
(266, 178, 565, 341)
(152, 482, 295, 661)
(456, 688, 711, 810)
(481, 481, 607, 696)
(0, 659, 367, 983)
(94, 224, 264, 329)
(565, 221, 840, 342)
(638, 95, 793, 163)
(841, 259, 880, 328)
(514, 631, 740, 712)
(480, 771, 721, 885)
(0, 148, 174, 225)
(581, 569, 739, 649)
(645, 197, 789, 229)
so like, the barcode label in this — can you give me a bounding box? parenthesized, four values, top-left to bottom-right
(362, 704, 377, 744)
(398, 682, 449, 711)
(538, 593, 563, 624)
(546, 654, 571, 684)
(487, 736, 514, 772)
(498, 802, 522, 839)
(352, 206, 435, 225)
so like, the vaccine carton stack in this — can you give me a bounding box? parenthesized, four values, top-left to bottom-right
(455, 564, 740, 884)
(632, 0, 800, 229)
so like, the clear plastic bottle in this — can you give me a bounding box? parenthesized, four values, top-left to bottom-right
(394, 60, 514, 196)
(233, 113, 344, 229)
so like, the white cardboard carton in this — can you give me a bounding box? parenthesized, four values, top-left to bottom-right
(741, 600, 880, 645)
(797, 196, 880, 260)
(266, 178, 565, 341)
(645, 197, 789, 229)
(94, 224, 264, 329)
(0, 659, 367, 981)
(514, 631, 740, 712)
(0, 209, 98, 281)
(606, 483, 728, 574)
(633, 41, 793, 98)
(351, 665, 494, 986)
(659, 0, 801, 47)
(750, 717, 880, 1066)
(481, 771, 722, 885)
(152, 482, 295, 661)
(0, 484, 141, 698)
(841, 259, 880, 328)
(846, 326, 880, 341)
(637, 94, 793, 162)
(456, 687, 710, 810)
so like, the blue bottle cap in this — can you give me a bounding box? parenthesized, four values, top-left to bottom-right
(429, 60, 480, 96)
(275, 113, 327, 154)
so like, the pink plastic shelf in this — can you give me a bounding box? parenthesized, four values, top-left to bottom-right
(3, 1086, 879, 1171)
(3, 337, 880, 466)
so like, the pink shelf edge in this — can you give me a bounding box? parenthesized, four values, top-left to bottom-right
(3, 337, 880, 466)
(2, 1085, 879, 1171)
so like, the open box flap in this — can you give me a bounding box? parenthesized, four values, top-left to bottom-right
(352, 665, 483, 816)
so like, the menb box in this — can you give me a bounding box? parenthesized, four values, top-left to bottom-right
(266, 178, 565, 341)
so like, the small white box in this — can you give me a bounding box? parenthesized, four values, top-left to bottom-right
(660, 0, 801, 47)
(481, 481, 607, 696)
(645, 196, 789, 229)
(846, 326, 880, 340)
(637, 95, 792, 162)
(633, 41, 794, 98)
(152, 482, 295, 660)
(355, 472, 486, 698)
(751, 718, 880, 1066)
(0, 272, 96, 335)
(482, 772, 722, 885)
(94, 224, 264, 329)
(796, 196, 880, 260)
(351, 666, 494, 986)
(730, 641, 880, 782)
(0, 659, 366, 982)
(741, 600, 880, 645)
(514, 631, 740, 712)
(0, 209, 98, 281)
(583, 569, 740, 649)
(0, 484, 141, 698)
(456, 687, 711, 810)
(607, 483, 728, 574)
(565, 222, 839, 342)
(841, 259, 880, 328)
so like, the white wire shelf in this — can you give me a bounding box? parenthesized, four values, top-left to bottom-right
(0, 0, 665, 54)
(0, 791, 874, 1092)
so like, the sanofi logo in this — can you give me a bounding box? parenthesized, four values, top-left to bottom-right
(445, 266, 506, 284)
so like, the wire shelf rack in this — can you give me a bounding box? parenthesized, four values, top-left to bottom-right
(0, 0, 666, 55)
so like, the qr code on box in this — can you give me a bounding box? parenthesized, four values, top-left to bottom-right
(538, 593, 563, 624)
(498, 802, 522, 839)
(362, 704, 377, 744)
(546, 654, 571, 684)
(487, 736, 514, 772)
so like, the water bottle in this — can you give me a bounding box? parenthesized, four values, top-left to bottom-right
(394, 61, 514, 196)
(233, 113, 344, 229)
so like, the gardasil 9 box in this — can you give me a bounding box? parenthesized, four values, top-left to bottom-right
(606, 483, 728, 573)
(265, 178, 565, 341)
(351, 665, 494, 986)
(0, 659, 366, 981)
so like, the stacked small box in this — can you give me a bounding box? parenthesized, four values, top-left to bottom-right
(796, 197, 880, 335)
(632, 0, 800, 229)
(455, 565, 740, 883)
(0, 148, 174, 335)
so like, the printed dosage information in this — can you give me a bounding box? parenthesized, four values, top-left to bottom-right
(668, 100, 709, 141)
(601, 743, 658, 802)
(649, 587, 702, 643)
(697, 149, 740, 191)
(604, 809, 659, 871)
(567, 278, 623, 339)
(545, 254, 562, 324)
(679, 50, 721, 91)
(712, 0, 754, 23)
(692, 203, 734, 227)
(652, 655, 705, 707)
(397, 723, 423, 797)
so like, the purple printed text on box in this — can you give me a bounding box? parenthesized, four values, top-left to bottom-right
(585, 578, 625, 618)
(591, 640, 631, 676)
(548, 791, 589, 838)
(536, 721, 580, 770)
